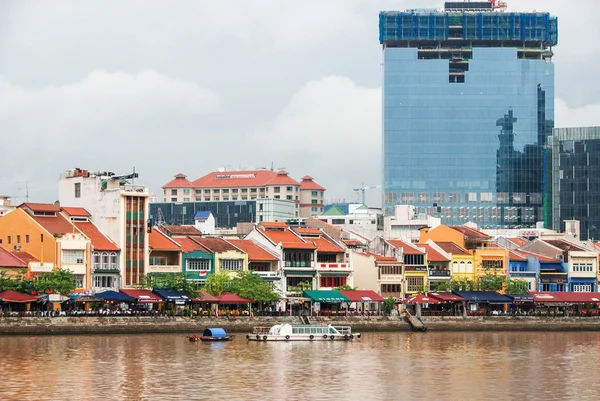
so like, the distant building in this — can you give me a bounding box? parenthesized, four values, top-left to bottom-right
(0, 196, 15, 217)
(317, 204, 383, 240)
(384, 205, 441, 242)
(299, 176, 325, 218)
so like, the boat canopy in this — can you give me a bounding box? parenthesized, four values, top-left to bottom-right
(203, 328, 227, 338)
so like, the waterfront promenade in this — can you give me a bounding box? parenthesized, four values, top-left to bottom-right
(4, 315, 600, 335)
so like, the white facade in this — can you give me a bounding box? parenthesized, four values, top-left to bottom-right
(256, 198, 296, 222)
(383, 205, 441, 242)
(318, 205, 383, 240)
(194, 212, 216, 235)
(0, 196, 15, 217)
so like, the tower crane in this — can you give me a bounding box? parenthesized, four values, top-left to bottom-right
(353, 183, 381, 206)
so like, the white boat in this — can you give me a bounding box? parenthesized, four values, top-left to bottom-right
(246, 324, 361, 342)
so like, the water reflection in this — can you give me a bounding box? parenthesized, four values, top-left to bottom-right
(1, 332, 600, 400)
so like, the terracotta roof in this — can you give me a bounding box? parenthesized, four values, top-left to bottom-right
(387, 239, 425, 255)
(191, 170, 299, 188)
(162, 173, 194, 189)
(61, 207, 91, 217)
(310, 237, 344, 253)
(191, 237, 239, 253)
(417, 244, 450, 262)
(375, 255, 399, 263)
(260, 222, 289, 228)
(0, 247, 28, 268)
(11, 251, 38, 264)
(433, 241, 471, 255)
(227, 239, 278, 261)
(299, 176, 325, 191)
(508, 250, 528, 262)
(342, 239, 364, 247)
(543, 239, 587, 252)
(30, 214, 78, 237)
(174, 236, 208, 253)
(73, 222, 119, 251)
(293, 227, 322, 235)
(0, 290, 40, 303)
(517, 250, 561, 263)
(149, 229, 181, 251)
(506, 237, 530, 247)
(258, 225, 315, 249)
(19, 203, 60, 213)
(164, 225, 202, 236)
(448, 226, 491, 240)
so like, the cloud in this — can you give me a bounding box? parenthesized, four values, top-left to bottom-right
(555, 98, 600, 128)
(255, 76, 382, 205)
(0, 70, 221, 201)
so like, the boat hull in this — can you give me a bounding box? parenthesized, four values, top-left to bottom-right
(200, 336, 235, 342)
(246, 333, 361, 342)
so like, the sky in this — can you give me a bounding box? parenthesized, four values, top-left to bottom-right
(1, 0, 599, 207)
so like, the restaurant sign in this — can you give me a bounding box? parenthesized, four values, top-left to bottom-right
(540, 275, 568, 284)
(405, 266, 427, 271)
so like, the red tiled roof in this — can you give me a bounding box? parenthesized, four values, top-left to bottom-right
(61, 207, 91, 217)
(260, 222, 288, 228)
(31, 214, 79, 237)
(74, 221, 120, 251)
(517, 250, 560, 263)
(20, 202, 60, 213)
(191, 170, 299, 188)
(507, 237, 529, 247)
(227, 239, 278, 261)
(449, 226, 491, 240)
(0, 290, 40, 303)
(164, 225, 202, 236)
(258, 224, 315, 249)
(120, 289, 164, 303)
(149, 229, 181, 251)
(543, 239, 587, 252)
(387, 240, 425, 255)
(508, 250, 528, 261)
(417, 244, 450, 262)
(309, 237, 344, 253)
(300, 176, 325, 190)
(375, 255, 398, 263)
(293, 227, 322, 235)
(191, 237, 239, 253)
(174, 236, 207, 253)
(427, 292, 467, 302)
(162, 173, 194, 189)
(339, 290, 385, 302)
(11, 251, 38, 264)
(342, 239, 363, 247)
(0, 247, 27, 268)
(433, 241, 471, 255)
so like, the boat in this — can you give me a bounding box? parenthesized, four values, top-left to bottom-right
(199, 328, 235, 342)
(246, 324, 361, 342)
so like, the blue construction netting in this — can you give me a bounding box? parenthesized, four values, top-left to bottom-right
(379, 11, 558, 46)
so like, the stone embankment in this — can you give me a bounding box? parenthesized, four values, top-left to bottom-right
(2, 316, 600, 335)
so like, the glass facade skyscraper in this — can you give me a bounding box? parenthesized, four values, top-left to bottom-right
(380, 3, 558, 228)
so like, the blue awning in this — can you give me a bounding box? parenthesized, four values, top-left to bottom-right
(152, 289, 190, 303)
(95, 290, 136, 302)
(506, 294, 534, 302)
(202, 328, 227, 338)
(452, 291, 512, 304)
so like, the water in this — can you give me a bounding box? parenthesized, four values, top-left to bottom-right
(1, 332, 599, 400)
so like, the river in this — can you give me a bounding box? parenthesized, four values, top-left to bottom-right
(1, 332, 599, 400)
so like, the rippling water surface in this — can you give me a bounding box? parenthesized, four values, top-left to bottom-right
(1, 331, 600, 400)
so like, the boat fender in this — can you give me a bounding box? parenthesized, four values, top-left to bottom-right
(263, 335, 268, 341)
(350, 334, 354, 339)
(330, 335, 335, 340)
(256, 334, 260, 340)
(285, 335, 290, 340)
(323, 334, 328, 339)
(309, 335, 314, 340)
(357, 334, 361, 338)
(344, 334, 349, 340)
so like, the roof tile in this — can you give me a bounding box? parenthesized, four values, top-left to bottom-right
(149, 229, 181, 251)
(227, 239, 278, 261)
(74, 221, 120, 251)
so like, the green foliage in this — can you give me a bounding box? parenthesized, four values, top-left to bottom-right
(288, 280, 312, 294)
(384, 296, 396, 314)
(505, 278, 530, 295)
(334, 285, 357, 291)
(204, 270, 233, 296)
(229, 271, 279, 303)
(0, 269, 32, 293)
(477, 269, 505, 291)
(436, 277, 476, 292)
(34, 269, 78, 295)
(146, 273, 200, 298)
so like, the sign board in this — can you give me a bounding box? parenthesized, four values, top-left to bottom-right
(49, 294, 62, 302)
(313, 302, 320, 311)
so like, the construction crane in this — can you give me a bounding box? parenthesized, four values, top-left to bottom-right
(353, 183, 381, 206)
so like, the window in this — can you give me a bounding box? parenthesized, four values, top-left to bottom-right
(380, 265, 402, 275)
(75, 275, 84, 289)
(222, 189, 229, 194)
(274, 196, 280, 199)
(110, 253, 118, 269)
(574, 284, 592, 292)
(466, 261, 473, 273)
(205, 197, 211, 201)
(459, 261, 465, 273)
(311, 200, 318, 204)
(242, 188, 248, 193)
(466, 193, 477, 203)
(94, 275, 115, 289)
(214, 197, 220, 201)
(26, 235, 29, 243)
(482, 260, 503, 269)
(204, 189, 211, 194)
(213, 189, 220, 193)
(171, 198, 177, 202)
(223, 197, 229, 201)
(232, 189, 238, 193)
(312, 191, 318, 196)
(63, 250, 84, 264)
(188, 259, 211, 271)
(184, 198, 190, 202)
(102, 252, 109, 269)
(17, 235, 20, 244)
(406, 277, 424, 293)
(93, 253, 101, 269)
(320, 276, 347, 288)
(7, 236, 11, 244)
(286, 186, 293, 191)
(452, 261, 458, 272)
(183, 189, 190, 195)
(150, 256, 166, 265)
(274, 187, 281, 193)
(41, 234, 44, 243)
(381, 284, 401, 294)
(195, 190, 202, 194)
(74, 183, 81, 198)
(220, 259, 242, 271)
(233, 197, 238, 201)
(259, 188, 264, 192)
(171, 189, 177, 195)
(286, 195, 292, 200)
(312, 207, 318, 212)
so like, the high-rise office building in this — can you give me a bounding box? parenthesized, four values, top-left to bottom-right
(380, 1, 558, 228)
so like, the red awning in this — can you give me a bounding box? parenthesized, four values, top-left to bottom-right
(119, 289, 164, 303)
(191, 290, 219, 303)
(0, 290, 40, 303)
(403, 294, 442, 305)
(528, 292, 565, 303)
(216, 292, 253, 304)
(528, 292, 600, 304)
(427, 292, 467, 302)
(339, 290, 385, 302)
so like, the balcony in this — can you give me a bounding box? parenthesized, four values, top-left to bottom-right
(62, 264, 87, 275)
(317, 262, 351, 271)
(148, 265, 181, 273)
(428, 269, 451, 278)
(283, 261, 315, 269)
(379, 274, 403, 282)
(254, 271, 281, 280)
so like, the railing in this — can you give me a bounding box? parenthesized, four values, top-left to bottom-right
(332, 326, 353, 335)
(148, 265, 181, 272)
(254, 271, 280, 279)
(284, 261, 315, 268)
(428, 270, 451, 277)
(379, 275, 403, 282)
(317, 263, 351, 270)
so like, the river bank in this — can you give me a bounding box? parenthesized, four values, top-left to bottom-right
(3, 316, 600, 335)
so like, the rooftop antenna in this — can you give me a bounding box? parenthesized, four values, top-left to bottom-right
(270, 161, 274, 171)
(16, 181, 34, 202)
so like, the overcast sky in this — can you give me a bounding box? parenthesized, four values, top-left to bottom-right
(1, 0, 599, 207)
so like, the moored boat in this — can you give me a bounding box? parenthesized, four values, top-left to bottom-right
(246, 324, 361, 342)
(200, 328, 235, 342)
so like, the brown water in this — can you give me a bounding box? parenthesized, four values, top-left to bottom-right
(0, 332, 599, 400)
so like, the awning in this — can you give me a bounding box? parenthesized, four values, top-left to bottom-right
(528, 292, 565, 303)
(319, 272, 350, 277)
(506, 294, 534, 302)
(73, 295, 103, 303)
(303, 290, 349, 303)
(191, 290, 219, 303)
(95, 290, 136, 303)
(427, 292, 467, 302)
(202, 328, 227, 338)
(285, 270, 316, 275)
(403, 294, 442, 305)
(216, 292, 253, 304)
(120, 289, 164, 303)
(152, 289, 191, 303)
(339, 290, 385, 302)
(452, 291, 512, 304)
(0, 290, 40, 303)
(529, 292, 600, 304)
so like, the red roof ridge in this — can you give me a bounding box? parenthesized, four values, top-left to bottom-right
(162, 173, 194, 189)
(149, 228, 182, 250)
(74, 221, 120, 251)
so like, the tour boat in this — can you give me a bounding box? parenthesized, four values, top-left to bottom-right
(246, 323, 361, 342)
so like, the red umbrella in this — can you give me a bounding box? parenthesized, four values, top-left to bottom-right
(403, 294, 442, 305)
(216, 292, 253, 304)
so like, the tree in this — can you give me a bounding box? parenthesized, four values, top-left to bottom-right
(288, 280, 312, 294)
(334, 285, 357, 291)
(0, 269, 33, 293)
(436, 277, 475, 292)
(477, 269, 505, 292)
(229, 271, 279, 303)
(204, 271, 233, 296)
(34, 269, 77, 295)
(148, 272, 200, 298)
(505, 279, 530, 295)
(384, 296, 397, 315)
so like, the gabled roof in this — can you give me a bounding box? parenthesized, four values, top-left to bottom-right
(448, 226, 491, 240)
(74, 221, 120, 251)
(517, 250, 562, 263)
(164, 225, 202, 236)
(195, 211, 212, 220)
(417, 244, 450, 262)
(19, 203, 60, 213)
(257, 223, 316, 250)
(543, 239, 588, 252)
(61, 207, 91, 217)
(387, 239, 425, 255)
(508, 250, 528, 262)
(506, 237, 530, 247)
(342, 239, 364, 247)
(191, 237, 240, 253)
(433, 241, 470, 256)
(162, 173, 194, 189)
(149, 228, 181, 251)
(191, 170, 299, 188)
(0, 247, 28, 268)
(30, 213, 79, 237)
(321, 205, 346, 216)
(310, 237, 345, 253)
(292, 227, 322, 235)
(226, 239, 278, 261)
(174, 236, 209, 253)
(300, 175, 325, 191)
(11, 251, 38, 265)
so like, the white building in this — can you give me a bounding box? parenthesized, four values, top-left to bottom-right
(0, 196, 15, 217)
(194, 211, 215, 235)
(317, 204, 383, 240)
(384, 205, 441, 242)
(58, 168, 150, 287)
